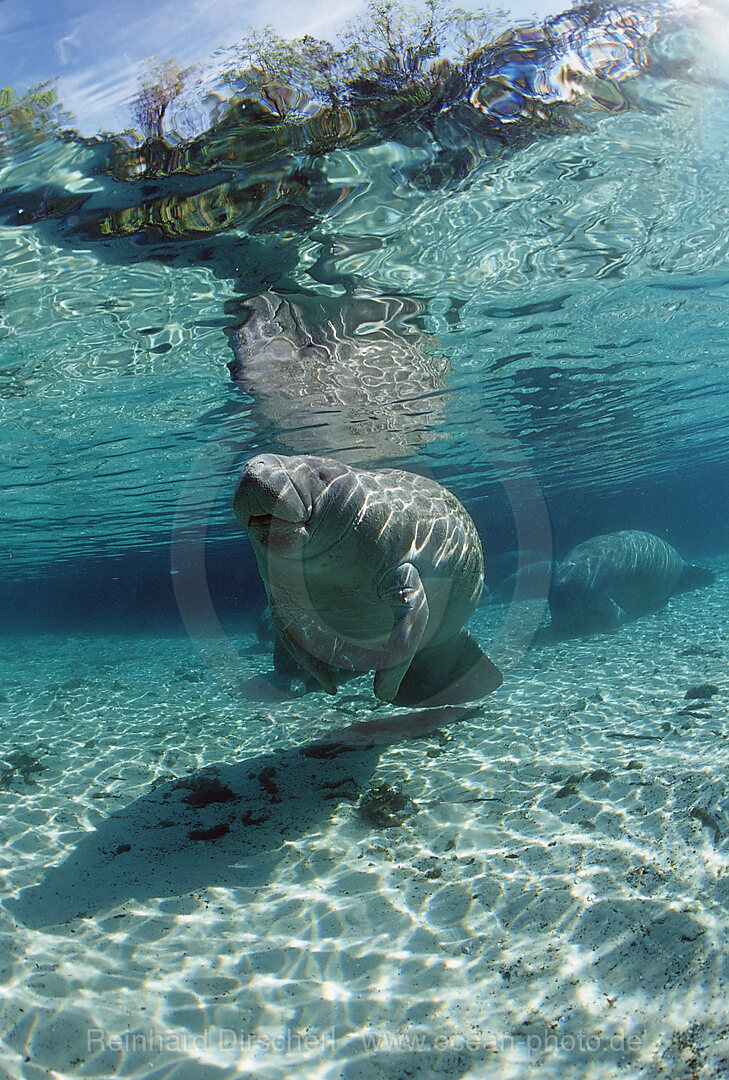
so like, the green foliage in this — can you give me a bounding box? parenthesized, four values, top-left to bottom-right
(219, 0, 498, 115)
(219, 28, 355, 114)
(343, 0, 452, 84)
(0, 81, 74, 140)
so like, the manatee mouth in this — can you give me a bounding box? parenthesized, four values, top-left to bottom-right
(246, 511, 310, 556)
(247, 512, 288, 536)
(246, 508, 341, 564)
(235, 455, 352, 557)
(234, 454, 314, 535)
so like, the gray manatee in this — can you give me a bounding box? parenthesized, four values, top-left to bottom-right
(549, 529, 714, 633)
(492, 560, 554, 603)
(255, 603, 321, 689)
(234, 454, 502, 706)
(486, 548, 554, 603)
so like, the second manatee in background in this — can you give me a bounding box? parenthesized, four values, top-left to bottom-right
(549, 529, 714, 634)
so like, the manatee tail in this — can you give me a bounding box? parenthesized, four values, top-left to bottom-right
(392, 630, 502, 707)
(676, 563, 715, 593)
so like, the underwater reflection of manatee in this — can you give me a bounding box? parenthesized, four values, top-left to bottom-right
(226, 291, 451, 462)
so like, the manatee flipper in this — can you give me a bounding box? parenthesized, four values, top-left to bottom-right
(273, 632, 303, 678)
(601, 596, 626, 627)
(271, 610, 337, 695)
(392, 628, 502, 707)
(373, 562, 429, 703)
(272, 633, 322, 694)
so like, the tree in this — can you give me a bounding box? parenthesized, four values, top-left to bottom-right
(130, 59, 194, 140)
(344, 0, 451, 91)
(219, 28, 353, 115)
(219, 0, 497, 112)
(0, 82, 74, 141)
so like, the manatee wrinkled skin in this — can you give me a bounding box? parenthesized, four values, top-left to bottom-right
(234, 453, 502, 706)
(549, 529, 714, 634)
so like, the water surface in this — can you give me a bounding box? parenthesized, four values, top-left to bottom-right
(1, 1, 729, 1076)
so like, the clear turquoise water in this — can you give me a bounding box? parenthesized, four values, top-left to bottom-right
(2, 2, 729, 1077)
(1, 0, 728, 588)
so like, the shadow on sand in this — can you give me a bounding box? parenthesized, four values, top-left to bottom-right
(6, 707, 475, 930)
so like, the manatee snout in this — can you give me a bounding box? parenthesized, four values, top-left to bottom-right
(233, 454, 311, 528)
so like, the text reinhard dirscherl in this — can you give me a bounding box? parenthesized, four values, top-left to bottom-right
(86, 1027, 643, 1057)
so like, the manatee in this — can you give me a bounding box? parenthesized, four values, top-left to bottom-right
(226, 292, 450, 462)
(234, 454, 502, 706)
(255, 604, 275, 646)
(256, 603, 322, 690)
(549, 529, 714, 634)
(486, 549, 554, 603)
(492, 560, 555, 603)
(486, 549, 554, 589)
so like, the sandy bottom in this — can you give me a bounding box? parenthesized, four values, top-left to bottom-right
(1, 563, 729, 1080)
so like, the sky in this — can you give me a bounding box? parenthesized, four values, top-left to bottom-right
(0, 0, 565, 135)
